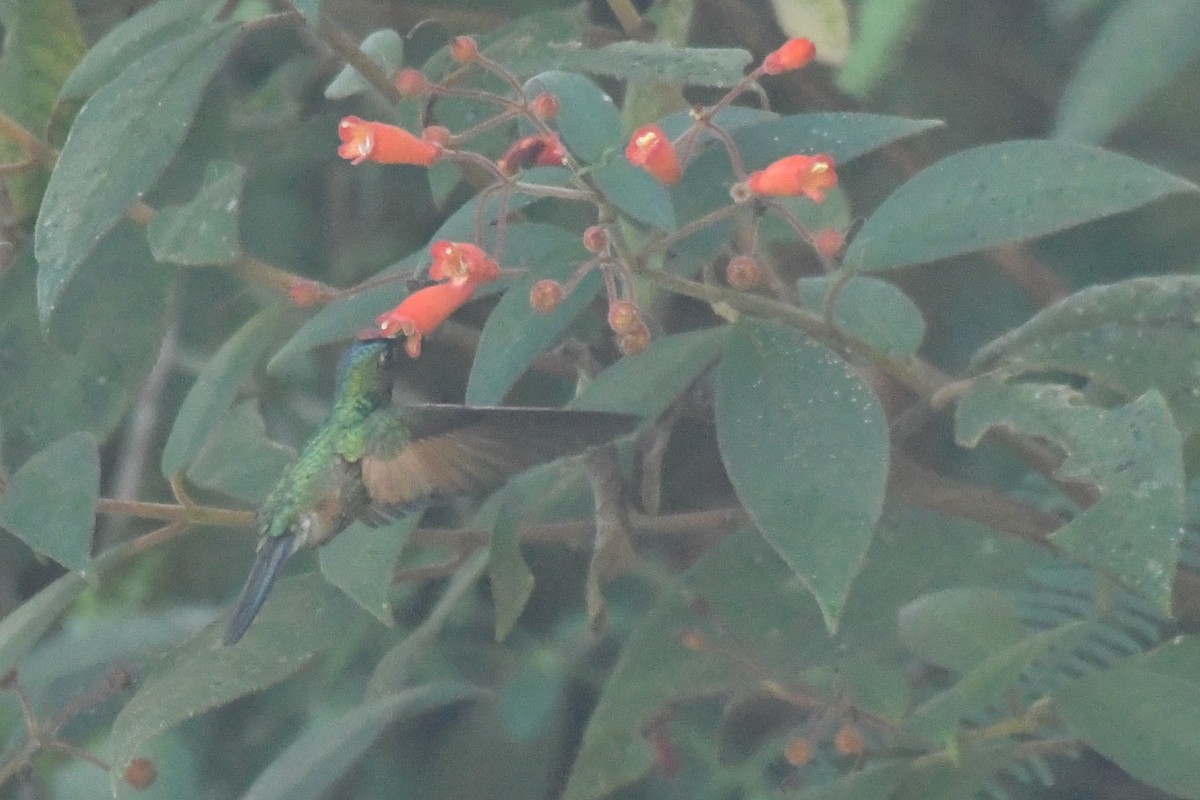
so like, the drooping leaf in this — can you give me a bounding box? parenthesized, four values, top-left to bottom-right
(957, 379, 1184, 611)
(489, 494, 535, 642)
(843, 141, 1198, 272)
(108, 572, 364, 792)
(796, 275, 925, 357)
(897, 587, 1026, 673)
(715, 318, 888, 629)
(35, 22, 240, 320)
(318, 515, 418, 627)
(0, 0, 85, 219)
(147, 160, 245, 266)
(571, 326, 731, 419)
(970, 276, 1200, 436)
(324, 28, 404, 99)
(0, 431, 98, 573)
(0, 571, 87, 677)
(1053, 636, 1200, 800)
(186, 401, 294, 505)
(163, 307, 290, 478)
(238, 683, 487, 800)
(1055, 0, 1200, 144)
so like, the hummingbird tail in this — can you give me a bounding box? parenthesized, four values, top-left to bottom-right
(224, 534, 299, 645)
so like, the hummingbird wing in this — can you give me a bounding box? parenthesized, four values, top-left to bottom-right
(357, 405, 638, 510)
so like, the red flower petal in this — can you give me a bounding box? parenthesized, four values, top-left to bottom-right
(762, 37, 816, 75)
(746, 154, 837, 202)
(428, 241, 500, 286)
(373, 280, 478, 357)
(626, 124, 682, 185)
(337, 116, 441, 166)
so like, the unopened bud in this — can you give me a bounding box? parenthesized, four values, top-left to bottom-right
(725, 255, 762, 289)
(680, 629, 706, 651)
(394, 68, 428, 97)
(123, 758, 158, 790)
(450, 36, 479, 63)
(582, 225, 609, 254)
(422, 125, 452, 148)
(531, 92, 560, 120)
(784, 736, 814, 766)
(617, 320, 652, 355)
(607, 300, 641, 335)
(813, 228, 846, 260)
(834, 722, 865, 757)
(287, 280, 330, 308)
(529, 279, 565, 313)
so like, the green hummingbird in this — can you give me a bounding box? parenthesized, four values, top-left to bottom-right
(224, 335, 636, 644)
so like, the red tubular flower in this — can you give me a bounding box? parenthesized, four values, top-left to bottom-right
(746, 154, 837, 202)
(338, 116, 441, 166)
(762, 37, 816, 75)
(626, 124, 682, 185)
(427, 241, 501, 286)
(372, 280, 477, 358)
(497, 134, 567, 175)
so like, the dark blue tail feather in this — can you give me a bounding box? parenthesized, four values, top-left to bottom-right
(224, 534, 298, 645)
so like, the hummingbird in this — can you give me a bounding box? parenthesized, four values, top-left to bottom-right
(224, 336, 637, 644)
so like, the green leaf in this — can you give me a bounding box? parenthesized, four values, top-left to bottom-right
(147, 160, 245, 265)
(0, 432, 98, 573)
(0, 0, 85, 219)
(318, 515, 418, 627)
(238, 683, 487, 800)
(186, 400, 294, 504)
(715, 319, 888, 629)
(0, 570, 87, 677)
(1053, 636, 1200, 800)
(892, 741, 1016, 800)
(524, 71, 623, 164)
(528, 41, 752, 88)
(0, 225, 170, 466)
(108, 572, 363, 791)
(324, 28, 403, 100)
(465, 228, 599, 406)
(1055, 0, 1200, 144)
(797, 275, 925, 357)
(836, 0, 934, 97)
(843, 141, 1199, 272)
(971, 276, 1200, 437)
(163, 307, 290, 478)
(489, 494, 534, 642)
(897, 588, 1025, 673)
(563, 531, 829, 800)
(957, 379, 1185, 610)
(571, 326, 731, 419)
(35, 22, 239, 321)
(592, 158, 676, 230)
(797, 761, 906, 800)
(58, 0, 206, 101)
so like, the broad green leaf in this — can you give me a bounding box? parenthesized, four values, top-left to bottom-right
(1054, 636, 1200, 799)
(147, 160, 244, 265)
(163, 307, 290, 478)
(770, 0, 852, 65)
(571, 326, 731, 419)
(58, 0, 206, 101)
(0, 226, 170, 466)
(907, 622, 1089, 744)
(0, 0, 85, 219)
(186, 400, 295, 504)
(319, 515, 418, 627)
(715, 318, 888, 629)
(957, 379, 1184, 611)
(563, 531, 829, 800)
(843, 141, 1199, 272)
(489, 495, 534, 641)
(971, 276, 1200, 436)
(35, 22, 239, 320)
(239, 683, 486, 800)
(671, 113, 941, 255)
(897, 588, 1025, 673)
(551, 41, 751, 87)
(109, 572, 363, 790)
(0, 432, 98, 573)
(592, 159, 676, 230)
(1055, 0, 1200, 144)
(324, 28, 403, 99)
(892, 741, 1016, 800)
(465, 230, 599, 406)
(0, 571, 87, 677)
(524, 71, 622, 165)
(836, 0, 934, 97)
(797, 761, 906, 800)
(797, 275, 925, 357)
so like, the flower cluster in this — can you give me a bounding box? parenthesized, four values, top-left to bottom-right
(366, 241, 501, 358)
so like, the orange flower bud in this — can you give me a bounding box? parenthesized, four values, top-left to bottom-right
(762, 37, 816, 75)
(784, 736, 814, 767)
(725, 255, 762, 289)
(451, 36, 479, 63)
(617, 320, 652, 355)
(746, 154, 837, 202)
(626, 124, 682, 185)
(372, 280, 477, 358)
(607, 299, 642, 335)
(338, 116, 441, 166)
(422, 125, 452, 148)
(582, 225, 609, 254)
(394, 68, 428, 97)
(834, 722, 865, 757)
(497, 134, 567, 175)
(531, 91, 560, 120)
(428, 241, 501, 286)
(288, 280, 333, 308)
(124, 758, 158, 790)
(680, 629, 706, 651)
(529, 279, 565, 313)
(813, 228, 846, 259)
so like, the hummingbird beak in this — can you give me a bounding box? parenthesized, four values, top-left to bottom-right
(224, 534, 299, 645)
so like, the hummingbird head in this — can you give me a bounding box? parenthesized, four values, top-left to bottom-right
(335, 336, 400, 409)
